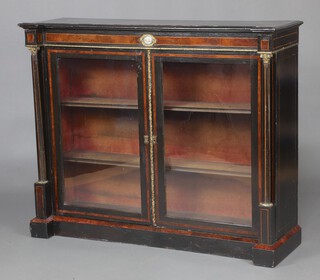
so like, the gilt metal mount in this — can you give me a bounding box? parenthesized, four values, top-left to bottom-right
(259, 52, 273, 64)
(140, 34, 157, 47)
(27, 45, 40, 55)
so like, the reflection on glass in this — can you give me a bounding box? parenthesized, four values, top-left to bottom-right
(162, 61, 252, 226)
(64, 162, 141, 213)
(166, 171, 251, 226)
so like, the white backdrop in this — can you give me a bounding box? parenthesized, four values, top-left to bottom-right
(0, 0, 319, 279)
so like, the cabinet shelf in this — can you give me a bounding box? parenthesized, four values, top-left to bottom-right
(167, 158, 251, 178)
(61, 98, 250, 114)
(61, 97, 138, 109)
(64, 151, 140, 168)
(164, 100, 251, 114)
(64, 151, 250, 178)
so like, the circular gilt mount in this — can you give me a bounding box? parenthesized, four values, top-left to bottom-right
(140, 34, 157, 47)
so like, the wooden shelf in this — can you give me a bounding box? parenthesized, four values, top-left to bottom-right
(61, 97, 138, 109)
(164, 100, 251, 114)
(64, 151, 140, 168)
(64, 150, 250, 178)
(61, 98, 250, 114)
(167, 158, 251, 178)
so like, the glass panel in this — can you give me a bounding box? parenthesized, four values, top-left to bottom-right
(163, 62, 251, 112)
(58, 57, 138, 106)
(162, 61, 252, 226)
(166, 172, 251, 225)
(64, 162, 141, 213)
(57, 57, 142, 214)
(165, 112, 251, 165)
(61, 107, 140, 156)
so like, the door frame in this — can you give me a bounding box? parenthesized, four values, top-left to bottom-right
(46, 47, 152, 224)
(151, 51, 261, 238)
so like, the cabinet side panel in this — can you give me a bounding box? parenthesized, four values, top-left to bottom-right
(275, 46, 298, 239)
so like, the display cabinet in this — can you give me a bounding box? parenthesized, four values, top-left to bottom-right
(19, 18, 302, 267)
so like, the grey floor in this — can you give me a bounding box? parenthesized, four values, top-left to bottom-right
(1, 0, 320, 279)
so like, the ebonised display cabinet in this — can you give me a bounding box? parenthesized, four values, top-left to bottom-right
(19, 18, 303, 267)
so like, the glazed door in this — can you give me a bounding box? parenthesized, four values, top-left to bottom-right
(153, 53, 260, 236)
(48, 49, 151, 224)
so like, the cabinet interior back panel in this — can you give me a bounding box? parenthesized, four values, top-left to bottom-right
(61, 107, 140, 156)
(58, 57, 138, 100)
(163, 62, 251, 104)
(164, 111, 251, 165)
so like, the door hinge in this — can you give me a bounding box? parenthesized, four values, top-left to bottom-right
(144, 135, 157, 144)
